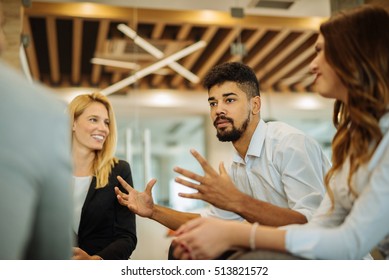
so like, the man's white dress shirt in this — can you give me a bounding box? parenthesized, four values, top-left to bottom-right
(204, 119, 330, 221)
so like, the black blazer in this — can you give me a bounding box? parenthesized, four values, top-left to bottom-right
(76, 160, 137, 260)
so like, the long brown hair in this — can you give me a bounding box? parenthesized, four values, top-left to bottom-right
(321, 5, 389, 206)
(68, 92, 118, 189)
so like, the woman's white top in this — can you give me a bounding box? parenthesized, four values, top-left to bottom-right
(285, 113, 389, 259)
(72, 176, 91, 234)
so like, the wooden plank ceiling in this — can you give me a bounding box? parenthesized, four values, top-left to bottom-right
(22, 1, 327, 95)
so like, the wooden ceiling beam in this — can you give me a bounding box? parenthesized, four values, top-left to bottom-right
(247, 28, 291, 69)
(91, 19, 110, 85)
(22, 2, 335, 93)
(2, 0, 21, 70)
(46, 16, 60, 84)
(151, 42, 181, 86)
(229, 28, 267, 62)
(111, 71, 123, 84)
(262, 47, 315, 90)
(151, 22, 165, 39)
(170, 26, 218, 87)
(196, 28, 240, 81)
(257, 31, 315, 80)
(26, 2, 326, 30)
(277, 65, 312, 88)
(176, 24, 192, 41)
(71, 18, 83, 85)
(22, 14, 40, 80)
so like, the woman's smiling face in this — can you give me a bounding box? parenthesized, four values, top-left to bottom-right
(72, 102, 110, 151)
(310, 34, 348, 104)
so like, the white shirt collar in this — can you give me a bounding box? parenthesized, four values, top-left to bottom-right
(233, 119, 267, 164)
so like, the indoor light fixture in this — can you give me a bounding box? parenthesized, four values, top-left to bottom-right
(117, 23, 201, 83)
(90, 57, 140, 70)
(101, 40, 206, 95)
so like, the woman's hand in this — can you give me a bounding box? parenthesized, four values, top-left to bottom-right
(172, 217, 237, 260)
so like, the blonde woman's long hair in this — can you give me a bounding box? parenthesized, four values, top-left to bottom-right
(321, 5, 389, 207)
(69, 92, 118, 189)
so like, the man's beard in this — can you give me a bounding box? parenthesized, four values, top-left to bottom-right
(214, 114, 250, 142)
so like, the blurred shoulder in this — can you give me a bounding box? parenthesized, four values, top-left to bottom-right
(0, 62, 67, 117)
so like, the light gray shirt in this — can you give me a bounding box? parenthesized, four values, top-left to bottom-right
(204, 119, 330, 221)
(0, 62, 73, 259)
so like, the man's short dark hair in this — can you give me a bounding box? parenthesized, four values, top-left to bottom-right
(202, 62, 260, 98)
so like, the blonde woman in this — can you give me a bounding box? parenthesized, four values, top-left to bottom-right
(69, 93, 136, 260)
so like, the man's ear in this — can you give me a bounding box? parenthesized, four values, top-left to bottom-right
(251, 96, 261, 115)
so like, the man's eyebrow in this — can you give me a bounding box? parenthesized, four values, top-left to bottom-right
(208, 92, 237, 102)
